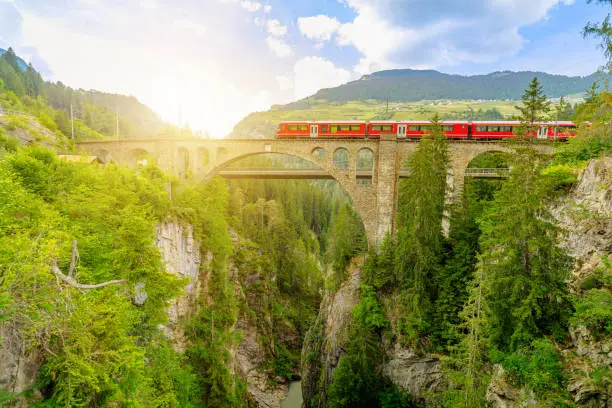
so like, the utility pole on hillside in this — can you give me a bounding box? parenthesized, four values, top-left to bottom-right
(115, 104, 120, 140)
(70, 103, 75, 140)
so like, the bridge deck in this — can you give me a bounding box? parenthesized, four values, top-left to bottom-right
(217, 168, 510, 179)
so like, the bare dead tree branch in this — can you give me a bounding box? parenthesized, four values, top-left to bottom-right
(51, 241, 126, 289)
(68, 239, 78, 278)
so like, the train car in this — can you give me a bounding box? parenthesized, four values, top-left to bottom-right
(276, 121, 311, 138)
(277, 120, 578, 140)
(542, 121, 577, 140)
(470, 121, 521, 140)
(315, 121, 367, 138)
(367, 121, 397, 138)
(443, 121, 469, 139)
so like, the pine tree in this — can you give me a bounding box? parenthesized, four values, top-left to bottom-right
(583, 2, 612, 71)
(515, 77, 551, 128)
(2, 47, 20, 71)
(475, 148, 572, 351)
(395, 114, 450, 331)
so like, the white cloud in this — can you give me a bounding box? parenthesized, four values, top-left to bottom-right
(276, 75, 293, 91)
(293, 56, 352, 100)
(140, 0, 157, 9)
(263, 5, 272, 13)
(240, 0, 261, 12)
(173, 19, 207, 36)
(266, 36, 293, 57)
(298, 15, 340, 42)
(266, 19, 287, 37)
(337, 0, 577, 74)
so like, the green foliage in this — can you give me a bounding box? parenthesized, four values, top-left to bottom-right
(475, 148, 573, 351)
(571, 288, 612, 339)
(327, 286, 387, 408)
(541, 164, 580, 191)
(326, 203, 367, 289)
(379, 385, 420, 408)
(363, 235, 396, 292)
(515, 76, 551, 127)
(495, 339, 567, 398)
(395, 114, 449, 335)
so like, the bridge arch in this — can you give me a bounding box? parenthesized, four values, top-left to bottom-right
(127, 148, 151, 167)
(333, 147, 350, 170)
(200, 150, 375, 246)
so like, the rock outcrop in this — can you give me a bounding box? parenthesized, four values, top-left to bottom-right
(486, 365, 537, 408)
(382, 345, 444, 401)
(553, 157, 611, 288)
(155, 221, 203, 352)
(0, 323, 41, 397)
(554, 157, 611, 407)
(301, 260, 363, 406)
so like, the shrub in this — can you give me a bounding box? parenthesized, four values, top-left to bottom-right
(571, 288, 612, 339)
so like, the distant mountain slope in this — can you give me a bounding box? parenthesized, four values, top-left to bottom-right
(292, 69, 600, 105)
(0, 48, 28, 70)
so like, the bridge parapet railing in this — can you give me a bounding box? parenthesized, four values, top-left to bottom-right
(465, 168, 510, 177)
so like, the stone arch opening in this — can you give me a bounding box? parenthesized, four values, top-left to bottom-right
(312, 147, 326, 162)
(201, 151, 373, 247)
(198, 148, 210, 170)
(127, 148, 151, 167)
(333, 148, 350, 170)
(96, 149, 112, 164)
(357, 148, 374, 185)
(461, 150, 514, 203)
(177, 147, 190, 176)
(217, 147, 228, 162)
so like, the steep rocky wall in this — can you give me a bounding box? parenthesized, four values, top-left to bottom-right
(487, 157, 612, 408)
(0, 323, 41, 397)
(553, 157, 611, 287)
(301, 260, 362, 406)
(155, 221, 204, 352)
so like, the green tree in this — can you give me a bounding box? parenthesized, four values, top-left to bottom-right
(395, 114, 449, 332)
(515, 77, 551, 130)
(583, 0, 612, 70)
(475, 148, 572, 351)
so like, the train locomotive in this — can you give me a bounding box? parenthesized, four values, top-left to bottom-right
(276, 120, 578, 140)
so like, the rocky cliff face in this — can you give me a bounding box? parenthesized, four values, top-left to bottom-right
(156, 221, 204, 352)
(301, 260, 363, 406)
(487, 157, 612, 408)
(555, 158, 611, 407)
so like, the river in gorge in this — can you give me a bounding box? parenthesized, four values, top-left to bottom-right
(280, 382, 302, 408)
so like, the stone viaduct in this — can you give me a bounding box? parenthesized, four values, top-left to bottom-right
(76, 137, 553, 246)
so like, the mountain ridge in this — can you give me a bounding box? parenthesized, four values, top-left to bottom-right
(296, 69, 601, 106)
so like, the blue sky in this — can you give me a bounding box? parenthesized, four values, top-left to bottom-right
(0, 0, 608, 136)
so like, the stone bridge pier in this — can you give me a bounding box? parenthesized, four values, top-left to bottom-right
(76, 138, 553, 247)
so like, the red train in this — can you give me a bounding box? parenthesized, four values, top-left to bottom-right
(276, 120, 578, 140)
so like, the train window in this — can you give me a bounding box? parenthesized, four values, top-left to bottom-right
(476, 126, 488, 132)
(350, 125, 361, 131)
(299, 125, 308, 131)
(444, 126, 454, 132)
(488, 126, 500, 132)
(382, 125, 392, 131)
(500, 126, 513, 132)
(340, 125, 350, 131)
(409, 125, 420, 131)
(321, 125, 328, 133)
(288, 125, 297, 131)
(331, 125, 339, 133)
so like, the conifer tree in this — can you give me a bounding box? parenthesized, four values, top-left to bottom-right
(515, 77, 551, 128)
(473, 148, 572, 351)
(583, 0, 612, 70)
(395, 114, 449, 328)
